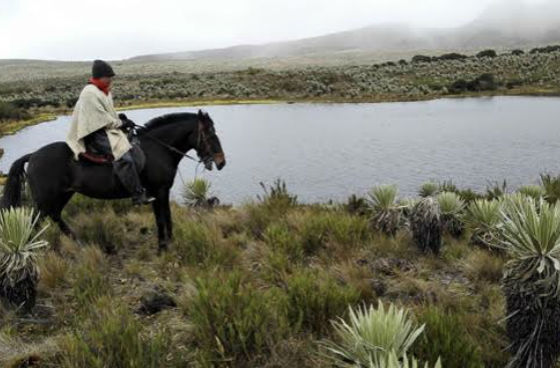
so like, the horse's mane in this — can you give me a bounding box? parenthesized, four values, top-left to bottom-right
(141, 112, 198, 133)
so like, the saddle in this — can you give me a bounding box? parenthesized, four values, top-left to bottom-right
(78, 152, 114, 165)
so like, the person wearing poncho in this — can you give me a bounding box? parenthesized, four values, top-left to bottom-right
(66, 59, 154, 205)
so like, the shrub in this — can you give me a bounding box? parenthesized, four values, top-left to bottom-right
(71, 247, 112, 310)
(295, 211, 369, 255)
(0, 101, 30, 121)
(264, 222, 304, 264)
(173, 220, 236, 267)
(38, 251, 69, 290)
(346, 194, 369, 216)
(413, 306, 484, 368)
(436, 53, 467, 61)
(284, 268, 360, 334)
(476, 49, 497, 58)
(411, 55, 433, 63)
(185, 272, 289, 364)
(73, 210, 127, 254)
(258, 178, 298, 207)
(530, 45, 560, 54)
(58, 297, 170, 368)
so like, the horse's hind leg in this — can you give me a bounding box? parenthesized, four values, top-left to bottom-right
(40, 192, 80, 243)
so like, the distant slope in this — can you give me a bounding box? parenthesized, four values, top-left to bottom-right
(130, 0, 560, 62)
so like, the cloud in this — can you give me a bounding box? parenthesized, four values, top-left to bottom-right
(0, 0, 554, 60)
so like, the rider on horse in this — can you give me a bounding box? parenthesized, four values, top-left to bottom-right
(66, 60, 154, 205)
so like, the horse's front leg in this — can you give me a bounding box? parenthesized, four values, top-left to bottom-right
(162, 190, 173, 242)
(152, 189, 171, 253)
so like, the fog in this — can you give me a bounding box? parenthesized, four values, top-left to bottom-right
(0, 0, 557, 61)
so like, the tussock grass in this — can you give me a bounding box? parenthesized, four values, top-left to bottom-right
(38, 251, 69, 291)
(283, 268, 361, 334)
(182, 271, 290, 365)
(70, 247, 112, 310)
(413, 306, 486, 368)
(4, 179, 547, 367)
(57, 296, 170, 368)
(173, 219, 239, 268)
(462, 249, 504, 283)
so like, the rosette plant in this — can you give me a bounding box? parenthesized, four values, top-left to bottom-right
(0, 207, 49, 312)
(368, 185, 402, 236)
(465, 199, 501, 248)
(410, 198, 441, 254)
(499, 196, 560, 368)
(437, 192, 465, 238)
(183, 178, 212, 207)
(322, 302, 427, 367)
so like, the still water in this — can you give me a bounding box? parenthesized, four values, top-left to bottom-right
(1, 97, 559, 204)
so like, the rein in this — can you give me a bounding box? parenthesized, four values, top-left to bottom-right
(132, 123, 200, 162)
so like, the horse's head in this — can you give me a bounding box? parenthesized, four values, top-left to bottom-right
(195, 110, 226, 171)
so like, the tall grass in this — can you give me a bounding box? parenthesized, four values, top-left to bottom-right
(184, 272, 289, 365)
(58, 297, 170, 368)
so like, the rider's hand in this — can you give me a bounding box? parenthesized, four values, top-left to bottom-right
(119, 113, 135, 130)
(120, 118, 135, 130)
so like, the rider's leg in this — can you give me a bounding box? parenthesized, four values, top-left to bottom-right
(113, 151, 154, 205)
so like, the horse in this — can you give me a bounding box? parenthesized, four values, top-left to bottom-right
(0, 110, 226, 252)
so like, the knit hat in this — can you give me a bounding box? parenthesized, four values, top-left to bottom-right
(92, 60, 115, 78)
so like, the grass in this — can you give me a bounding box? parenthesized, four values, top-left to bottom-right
(0, 182, 535, 367)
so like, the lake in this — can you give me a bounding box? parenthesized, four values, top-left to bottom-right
(1, 96, 560, 204)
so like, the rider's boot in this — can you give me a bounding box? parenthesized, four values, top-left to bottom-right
(114, 151, 155, 205)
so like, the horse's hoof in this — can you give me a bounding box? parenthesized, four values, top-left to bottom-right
(157, 243, 168, 255)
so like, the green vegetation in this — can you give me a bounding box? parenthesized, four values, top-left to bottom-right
(0, 178, 516, 367)
(1, 45, 560, 140)
(465, 199, 502, 248)
(368, 185, 402, 236)
(410, 198, 442, 254)
(0, 207, 49, 312)
(183, 178, 212, 207)
(498, 197, 560, 368)
(322, 302, 426, 366)
(437, 192, 465, 238)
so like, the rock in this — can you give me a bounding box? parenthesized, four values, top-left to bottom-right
(137, 287, 176, 315)
(371, 279, 387, 297)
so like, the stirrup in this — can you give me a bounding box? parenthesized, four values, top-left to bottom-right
(132, 191, 155, 206)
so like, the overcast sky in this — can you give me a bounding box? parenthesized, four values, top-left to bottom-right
(0, 0, 552, 61)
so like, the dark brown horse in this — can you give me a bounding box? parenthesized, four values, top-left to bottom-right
(1, 110, 226, 252)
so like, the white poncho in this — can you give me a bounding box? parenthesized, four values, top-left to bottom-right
(66, 84, 131, 161)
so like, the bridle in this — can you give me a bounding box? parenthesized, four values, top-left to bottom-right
(131, 120, 213, 163)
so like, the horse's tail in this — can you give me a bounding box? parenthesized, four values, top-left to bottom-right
(1, 153, 32, 209)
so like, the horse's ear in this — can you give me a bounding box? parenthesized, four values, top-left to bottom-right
(198, 110, 204, 120)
